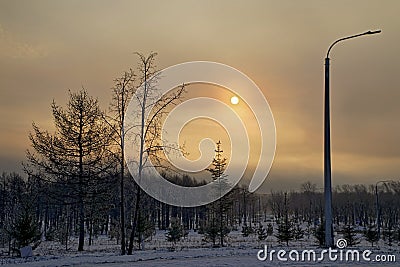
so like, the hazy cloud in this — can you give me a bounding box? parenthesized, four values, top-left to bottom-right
(0, 24, 48, 59)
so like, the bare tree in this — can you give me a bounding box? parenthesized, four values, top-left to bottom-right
(26, 89, 116, 251)
(106, 69, 136, 255)
(127, 52, 185, 254)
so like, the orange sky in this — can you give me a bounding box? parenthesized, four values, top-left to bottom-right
(1, 1, 399, 192)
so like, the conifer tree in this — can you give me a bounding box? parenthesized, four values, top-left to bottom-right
(242, 224, 254, 237)
(342, 224, 360, 247)
(364, 225, 379, 247)
(383, 223, 395, 246)
(202, 218, 220, 247)
(166, 218, 183, 247)
(275, 193, 294, 246)
(276, 218, 294, 246)
(293, 223, 305, 241)
(10, 209, 41, 250)
(266, 223, 274, 238)
(206, 141, 231, 247)
(257, 223, 267, 241)
(314, 222, 325, 247)
(26, 89, 115, 251)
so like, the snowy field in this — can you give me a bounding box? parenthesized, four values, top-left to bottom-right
(2, 248, 399, 267)
(1, 230, 399, 266)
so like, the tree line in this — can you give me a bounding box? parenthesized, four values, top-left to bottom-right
(1, 171, 400, 254)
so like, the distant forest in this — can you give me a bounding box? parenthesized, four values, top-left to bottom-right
(2, 171, 400, 254)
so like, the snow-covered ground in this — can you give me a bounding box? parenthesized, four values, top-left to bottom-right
(2, 247, 399, 267)
(1, 230, 399, 266)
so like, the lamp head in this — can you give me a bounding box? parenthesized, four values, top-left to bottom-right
(366, 30, 382, 35)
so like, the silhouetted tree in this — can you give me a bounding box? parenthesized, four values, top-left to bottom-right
(314, 222, 325, 247)
(293, 223, 305, 241)
(26, 89, 116, 251)
(275, 193, 294, 246)
(206, 141, 231, 247)
(364, 225, 379, 247)
(383, 223, 395, 246)
(342, 224, 360, 247)
(126, 52, 185, 254)
(107, 69, 136, 255)
(242, 224, 254, 237)
(9, 208, 41, 251)
(166, 218, 183, 249)
(257, 223, 267, 241)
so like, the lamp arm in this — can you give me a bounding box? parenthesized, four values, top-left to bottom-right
(326, 30, 381, 58)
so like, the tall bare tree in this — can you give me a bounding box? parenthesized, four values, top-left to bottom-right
(106, 69, 136, 255)
(127, 52, 185, 254)
(26, 89, 115, 251)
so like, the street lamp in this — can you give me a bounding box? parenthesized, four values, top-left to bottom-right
(324, 30, 381, 247)
(375, 180, 393, 239)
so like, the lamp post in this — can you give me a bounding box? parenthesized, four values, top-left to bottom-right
(375, 180, 393, 239)
(324, 30, 381, 247)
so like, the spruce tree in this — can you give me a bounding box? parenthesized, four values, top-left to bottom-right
(10, 209, 41, 250)
(294, 223, 305, 241)
(275, 193, 294, 246)
(257, 223, 267, 241)
(135, 211, 155, 250)
(266, 223, 274, 238)
(363, 225, 379, 247)
(383, 223, 395, 246)
(342, 225, 360, 247)
(206, 141, 231, 247)
(396, 226, 400, 244)
(275, 218, 294, 246)
(166, 218, 183, 249)
(202, 218, 220, 247)
(314, 223, 325, 247)
(242, 224, 254, 237)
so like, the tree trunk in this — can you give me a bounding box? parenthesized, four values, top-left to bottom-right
(128, 62, 148, 255)
(120, 146, 126, 254)
(89, 218, 93, 246)
(127, 185, 141, 255)
(220, 198, 223, 247)
(78, 193, 85, 251)
(78, 112, 85, 252)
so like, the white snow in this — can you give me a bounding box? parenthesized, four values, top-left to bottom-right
(1, 230, 398, 266)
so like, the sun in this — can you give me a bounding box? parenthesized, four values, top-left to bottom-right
(230, 96, 239, 105)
